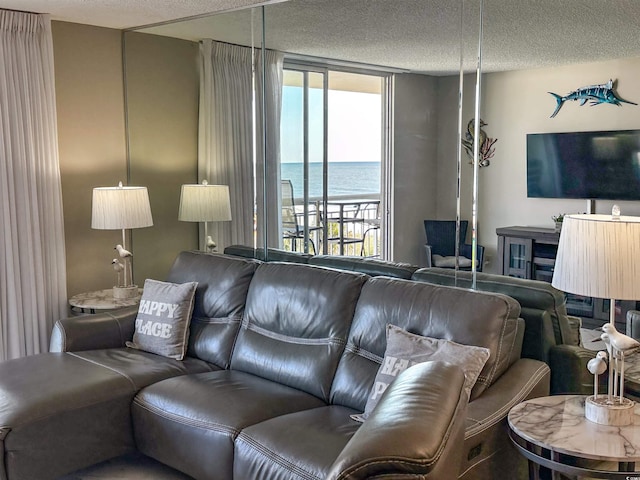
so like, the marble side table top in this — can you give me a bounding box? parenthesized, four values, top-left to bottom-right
(69, 288, 143, 311)
(508, 395, 640, 463)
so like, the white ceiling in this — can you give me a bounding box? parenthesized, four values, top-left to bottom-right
(0, 0, 283, 29)
(4, 0, 640, 75)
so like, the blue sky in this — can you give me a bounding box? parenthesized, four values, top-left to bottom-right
(280, 86, 382, 164)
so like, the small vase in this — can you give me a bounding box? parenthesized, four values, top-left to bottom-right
(554, 221, 562, 233)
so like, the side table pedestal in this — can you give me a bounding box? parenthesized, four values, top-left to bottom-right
(69, 288, 143, 314)
(509, 395, 640, 479)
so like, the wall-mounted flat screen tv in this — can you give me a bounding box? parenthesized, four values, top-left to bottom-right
(527, 129, 640, 200)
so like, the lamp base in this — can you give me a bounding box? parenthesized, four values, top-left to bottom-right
(113, 285, 139, 300)
(585, 395, 635, 426)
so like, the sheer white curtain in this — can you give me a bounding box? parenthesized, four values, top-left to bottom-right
(198, 40, 283, 251)
(0, 10, 67, 360)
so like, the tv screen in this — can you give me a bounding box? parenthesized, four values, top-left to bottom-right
(527, 130, 640, 200)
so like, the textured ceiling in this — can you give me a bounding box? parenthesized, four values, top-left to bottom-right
(0, 0, 284, 29)
(3, 0, 640, 75)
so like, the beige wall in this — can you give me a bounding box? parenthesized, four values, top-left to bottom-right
(54, 22, 200, 297)
(393, 73, 438, 265)
(125, 32, 200, 283)
(55, 20, 640, 283)
(53, 21, 128, 297)
(435, 74, 477, 223)
(438, 58, 640, 273)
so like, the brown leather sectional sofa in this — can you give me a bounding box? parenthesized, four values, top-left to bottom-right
(0, 251, 550, 479)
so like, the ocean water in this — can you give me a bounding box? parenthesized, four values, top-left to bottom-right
(281, 161, 380, 199)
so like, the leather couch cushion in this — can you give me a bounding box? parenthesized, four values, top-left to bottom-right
(166, 252, 259, 367)
(0, 347, 213, 480)
(0, 353, 137, 480)
(412, 267, 572, 346)
(231, 262, 367, 401)
(224, 244, 312, 263)
(330, 277, 521, 410)
(234, 405, 360, 480)
(69, 348, 215, 390)
(235, 362, 467, 480)
(132, 370, 326, 480)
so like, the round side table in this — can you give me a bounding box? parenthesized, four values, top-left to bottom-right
(508, 395, 640, 479)
(69, 288, 143, 314)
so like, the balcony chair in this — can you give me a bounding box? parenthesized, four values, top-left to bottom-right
(281, 179, 322, 254)
(323, 201, 367, 256)
(424, 220, 484, 271)
(360, 202, 381, 257)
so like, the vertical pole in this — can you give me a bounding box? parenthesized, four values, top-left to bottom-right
(261, 6, 268, 256)
(204, 221, 208, 253)
(303, 72, 310, 253)
(471, 0, 484, 290)
(121, 228, 128, 287)
(455, 0, 465, 283)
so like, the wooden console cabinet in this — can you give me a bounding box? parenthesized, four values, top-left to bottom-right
(496, 226, 635, 329)
(496, 226, 559, 282)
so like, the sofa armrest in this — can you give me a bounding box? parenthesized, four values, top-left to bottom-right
(566, 315, 583, 346)
(465, 358, 549, 438)
(628, 310, 640, 340)
(49, 306, 138, 352)
(548, 344, 599, 395)
(327, 361, 467, 480)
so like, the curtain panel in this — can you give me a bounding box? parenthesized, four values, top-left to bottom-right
(198, 40, 283, 251)
(0, 10, 67, 360)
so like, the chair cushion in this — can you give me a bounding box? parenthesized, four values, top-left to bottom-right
(432, 254, 473, 268)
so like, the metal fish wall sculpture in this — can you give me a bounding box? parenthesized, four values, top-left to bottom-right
(548, 79, 637, 118)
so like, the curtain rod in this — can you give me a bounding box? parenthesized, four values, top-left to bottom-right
(0, 7, 41, 15)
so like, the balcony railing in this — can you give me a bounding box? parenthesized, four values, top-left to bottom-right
(281, 194, 381, 257)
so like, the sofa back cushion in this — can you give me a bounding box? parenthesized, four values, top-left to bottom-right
(309, 255, 418, 279)
(330, 277, 522, 411)
(166, 251, 259, 368)
(411, 267, 574, 361)
(223, 244, 312, 264)
(231, 262, 367, 402)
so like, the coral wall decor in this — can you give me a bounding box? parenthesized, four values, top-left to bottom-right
(461, 118, 497, 168)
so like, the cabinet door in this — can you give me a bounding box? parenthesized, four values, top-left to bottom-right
(502, 237, 533, 278)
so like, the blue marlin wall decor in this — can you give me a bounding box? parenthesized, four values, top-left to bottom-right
(548, 79, 636, 118)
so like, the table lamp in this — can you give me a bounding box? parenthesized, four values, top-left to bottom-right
(178, 181, 232, 252)
(552, 208, 640, 425)
(92, 181, 153, 299)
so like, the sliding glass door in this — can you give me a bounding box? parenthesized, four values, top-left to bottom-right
(280, 67, 325, 254)
(280, 64, 389, 257)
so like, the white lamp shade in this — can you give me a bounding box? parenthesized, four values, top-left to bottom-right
(179, 183, 232, 222)
(91, 184, 153, 230)
(552, 214, 640, 300)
